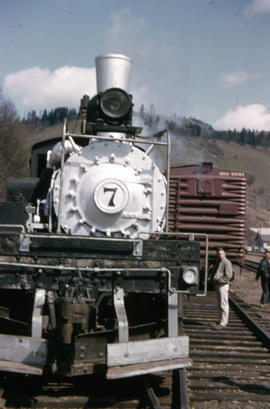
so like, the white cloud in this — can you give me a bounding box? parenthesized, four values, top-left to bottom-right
(220, 70, 260, 87)
(2, 63, 154, 117)
(103, 9, 155, 110)
(104, 9, 152, 60)
(245, 0, 270, 16)
(3, 66, 96, 115)
(213, 104, 270, 131)
(103, 9, 184, 116)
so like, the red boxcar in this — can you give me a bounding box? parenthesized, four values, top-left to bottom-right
(169, 162, 247, 264)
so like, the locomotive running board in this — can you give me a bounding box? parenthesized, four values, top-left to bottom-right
(0, 334, 47, 375)
(106, 336, 191, 379)
(0, 360, 43, 376)
(107, 357, 192, 379)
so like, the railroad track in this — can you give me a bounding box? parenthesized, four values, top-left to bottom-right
(244, 258, 259, 272)
(183, 291, 270, 408)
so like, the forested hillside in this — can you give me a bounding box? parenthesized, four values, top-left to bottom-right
(0, 95, 29, 199)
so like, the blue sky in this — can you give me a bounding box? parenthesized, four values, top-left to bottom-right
(1, 0, 270, 130)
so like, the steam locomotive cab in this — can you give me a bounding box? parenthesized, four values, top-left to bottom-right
(0, 54, 207, 379)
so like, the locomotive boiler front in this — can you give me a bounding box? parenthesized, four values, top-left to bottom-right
(50, 53, 166, 238)
(52, 141, 167, 238)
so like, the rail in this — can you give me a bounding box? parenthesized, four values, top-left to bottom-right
(230, 293, 270, 349)
(243, 259, 259, 272)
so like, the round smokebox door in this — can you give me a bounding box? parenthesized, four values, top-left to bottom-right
(94, 178, 129, 214)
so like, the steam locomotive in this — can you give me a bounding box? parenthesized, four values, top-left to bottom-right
(0, 54, 207, 379)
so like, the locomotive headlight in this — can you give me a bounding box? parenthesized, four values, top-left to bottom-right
(100, 88, 132, 119)
(182, 266, 199, 285)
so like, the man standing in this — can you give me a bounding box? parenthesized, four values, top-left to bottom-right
(256, 249, 270, 307)
(212, 248, 233, 330)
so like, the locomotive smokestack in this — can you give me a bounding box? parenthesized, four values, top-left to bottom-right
(95, 53, 133, 93)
